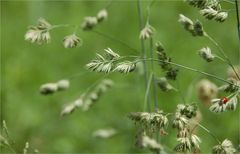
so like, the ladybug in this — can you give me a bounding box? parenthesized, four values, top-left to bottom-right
(221, 97, 229, 104)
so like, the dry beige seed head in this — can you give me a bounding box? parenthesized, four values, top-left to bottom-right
(81, 16, 98, 30)
(104, 48, 120, 60)
(97, 9, 108, 22)
(215, 12, 228, 22)
(25, 28, 50, 44)
(200, 7, 218, 19)
(157, 77, 176, 92)
(114, 61, 136, 74)
(63, 34, 81, 48)
(140, 133, 163, 152)
(92, 128, 117, 139)
(25, 17, 51, 44)
(56, 79, 70, 91)
(198, 47, 215, 62)
(172, 114, 188, 130)
(191, 134, 201, 149)
(196, 79, 218, 105)
(37, 17, 51, 29)
(40, 83, 58, 95)
(61, 104, 76, 116)
(212, 139, 236, 154)
(139, 24, 154, 40)
(178, 14, 194, 33)
(209, 98, 227, 113)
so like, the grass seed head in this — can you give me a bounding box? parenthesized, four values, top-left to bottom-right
(81, 16, 98, 30)
(139, 24, 154, 40)
(215, 12, 228, 22)
(40, 83, 58, 95)
(57, 79, 70, 91)
(198, 47, 215, 62)
(212, 139, 236, 154)
(97, 9, 108, 22)
(63, 34, 82, 48)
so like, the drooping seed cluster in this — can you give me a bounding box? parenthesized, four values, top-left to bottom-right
(210, 78, 240, 113)
(139, 23, 155, 40)
(81, 9, 108, 30)
(185, 0, 228, 22)
(39, 79, 70, 95)
(172, 104, 201, 153)
(128, 110, 169, 133)
(156, 77, 176, 92)
(92, 128, 117, 139)
(135, 130, 163, 153)
(212, 139, 236, 154)
(86, 48, 137, 74)
(178, 14, 205, 36)
(61, 79, 113, 116)
(63, 34, 82, 48)
(198, 47, 215, 62)
(25, 9, 107, 47)
(156, 42, 179, 80)
(25, 18, 51, 44)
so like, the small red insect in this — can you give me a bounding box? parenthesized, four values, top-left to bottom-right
(221, 97, 229, 104)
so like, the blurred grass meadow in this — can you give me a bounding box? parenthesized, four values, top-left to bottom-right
(1, 0, 239, 153)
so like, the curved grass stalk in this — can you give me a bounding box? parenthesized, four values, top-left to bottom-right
(48, 24, 73, 31)
(149, 38, 158, 109)
(220, 0, 235, 4)
(205, 33, 240, 80)
(235, 0, 240, 40)
(91, 30, 139, 54)
(196, 123, 221, 144)
(137, 0, 151, 111)
(144, 73, 153, 111)
(135, 58, 239, 86)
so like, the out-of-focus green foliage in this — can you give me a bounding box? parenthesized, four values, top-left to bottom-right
(1, 0, 239, 153)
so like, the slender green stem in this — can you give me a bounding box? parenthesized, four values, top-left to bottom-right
(235, 0, 240, 41)
(146, 0, 156, 23)
(214, 54, 227, 63)
(149, 38, 158, 109)
(205, 33, 240, 80)
(91, 30, 139, 54)
(135, 58, 238, 86)
(220, 0, 235, 4)
(137, 0, 151, 111)
(197, 123, 221, 144)
(144, 73, 153, 111)
(106, 55, 238, 87)
(49, 24, 72, 30)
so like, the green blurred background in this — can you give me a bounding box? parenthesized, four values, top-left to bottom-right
(1, 0, 239, 153)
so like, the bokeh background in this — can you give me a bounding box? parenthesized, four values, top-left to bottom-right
(1, 0, 239, 153)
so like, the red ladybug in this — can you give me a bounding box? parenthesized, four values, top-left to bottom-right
(221, 97, 229, 104)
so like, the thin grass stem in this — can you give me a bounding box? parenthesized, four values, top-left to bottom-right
(137, 0, 151, 111)
(144, 73, 153, 111)
(149, 38, 158, 109)
(205, 33, 240, 80)
(196, 123, 221, 144)
(91, 30, 139, 54)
